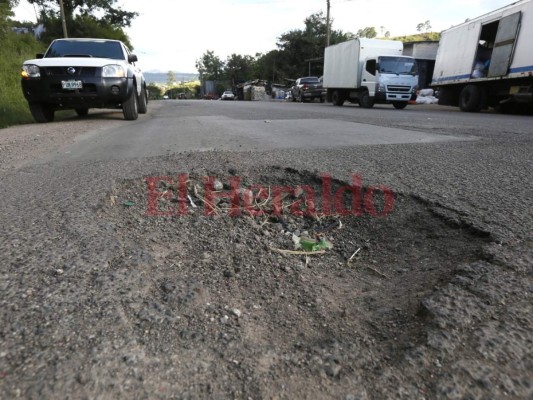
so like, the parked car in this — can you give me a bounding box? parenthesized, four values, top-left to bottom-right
(20, 38, 148, 122)
(291, 76, 326, 103)
(221, 90, 235, 100)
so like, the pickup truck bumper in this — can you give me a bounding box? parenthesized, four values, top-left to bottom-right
(21, 74, 134, 109)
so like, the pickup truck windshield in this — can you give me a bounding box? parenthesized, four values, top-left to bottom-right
(45, 40, 124, 60)
(378, 57, 418, 75)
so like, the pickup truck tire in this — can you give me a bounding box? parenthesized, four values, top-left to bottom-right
(332, 91, 344, 106)
(122, 88, 139, 120)
(459, 85, 483, 112)
(75, 108, 89, 117)
(138, 86, 148, 114)
(29, 103, 55, 123)
(359, 91, 374, 108)
(392, 102, 407, 110)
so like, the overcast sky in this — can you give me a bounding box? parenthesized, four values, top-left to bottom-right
(14, 0, 516, 73)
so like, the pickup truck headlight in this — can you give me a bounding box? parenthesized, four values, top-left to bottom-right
(21, 64, 41, 79)
(102, 64, 126, 78)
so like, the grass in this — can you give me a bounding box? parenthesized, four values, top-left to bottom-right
(0, 33, 45, 128)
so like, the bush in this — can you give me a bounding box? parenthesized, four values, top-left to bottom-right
(0, 32, 45, 128)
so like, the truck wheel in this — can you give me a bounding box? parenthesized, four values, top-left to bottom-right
(122, 88, 139, 120)
(75, 108, 89, 117)
(138, 86, 148, 114)
(459, 85, 483, 112)
(359, 91, 374, 108)
(29, 103, 55, 123)
(392, 102, 407, 110)
(332, 91, 344, 106)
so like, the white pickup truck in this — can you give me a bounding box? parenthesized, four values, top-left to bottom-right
(21, 38, 148, 122)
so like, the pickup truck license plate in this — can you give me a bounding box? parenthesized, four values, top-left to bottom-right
(61, 80, 83, 90)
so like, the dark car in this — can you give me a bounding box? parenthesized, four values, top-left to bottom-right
(291, 76, 326, 103)
(21, 38, 148, 122)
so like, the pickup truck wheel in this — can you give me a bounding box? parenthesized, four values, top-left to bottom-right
(138, 86, 148, 114)
(359, 91, 374, 108)
(29, 103, 54, 123)
(122, 88, 139, 120)
(392, 102, 407, 110)
(332, 91, 344, 106)
(459, 85, 483, 112)
(75, 108, 89, 117)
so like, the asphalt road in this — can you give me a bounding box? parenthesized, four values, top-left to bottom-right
(1, 99, 531, 399)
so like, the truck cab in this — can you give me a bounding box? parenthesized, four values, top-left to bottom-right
(362, 56, 418, 108)
(323, 38, 419, 110)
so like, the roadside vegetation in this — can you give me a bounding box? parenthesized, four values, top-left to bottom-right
(0, 32, 44, 128)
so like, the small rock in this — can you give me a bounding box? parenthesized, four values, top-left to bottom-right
(232, 308, 242, 318)
(213, 179, 224, 191)
(223, 270, 233, 278)
(325, 364, 342, 378)
(55, 269, 64, 275)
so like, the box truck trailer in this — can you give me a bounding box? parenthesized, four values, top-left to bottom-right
(431, 0, 533, 112)
(322, 38, 419, 109)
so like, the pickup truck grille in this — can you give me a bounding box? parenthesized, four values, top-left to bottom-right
(387, 85, 411, 93)
(44, 67, 97, 77)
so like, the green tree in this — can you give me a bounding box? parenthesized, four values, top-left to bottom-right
(416, 20, 432, 33)
(224, 53, 256, 86)
(0, 0, 16, 37)
(195, 50, 224, 81)
(356, 26, 377, 38)
(26, 0, 137, 46)
(167, 70, 176, 86)
(273, 12, 353, 79)
(28, 0, 137, 27)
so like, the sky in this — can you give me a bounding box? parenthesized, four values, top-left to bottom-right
(14, 0, 517, 73)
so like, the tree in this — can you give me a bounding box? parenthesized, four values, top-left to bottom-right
(356, 26, 377, 38)
(28, 0, 137, 27)
(224, 53, 256, 86)
(0, 0, 17, 37)
(195, 50, 224, 81)
(167, 70, 176, 86)
(416, 20, 432, 33)
(26, 0, 137, 45)
(274, 12, 353, 79)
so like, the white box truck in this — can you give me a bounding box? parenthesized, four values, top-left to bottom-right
(431, 0, 533, 112)
(322, 38, 419, 109)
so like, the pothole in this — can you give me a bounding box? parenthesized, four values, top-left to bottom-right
(96, 166, 491, 361)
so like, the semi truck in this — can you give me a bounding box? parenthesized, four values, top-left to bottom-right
(431, 0, 533, 112)
(322, 38, 419, 109)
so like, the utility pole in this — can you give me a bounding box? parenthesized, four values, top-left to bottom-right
(58, 0, 68, 38)
(326, 0, 331, 46)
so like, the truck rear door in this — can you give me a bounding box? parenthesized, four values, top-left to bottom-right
(488, 11, 521, 77)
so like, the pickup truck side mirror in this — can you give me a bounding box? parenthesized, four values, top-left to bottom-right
(128, 54, 138, 63)
(36, 53, 44, 59)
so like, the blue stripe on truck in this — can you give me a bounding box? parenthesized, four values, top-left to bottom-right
(433, 65, 533, 84)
